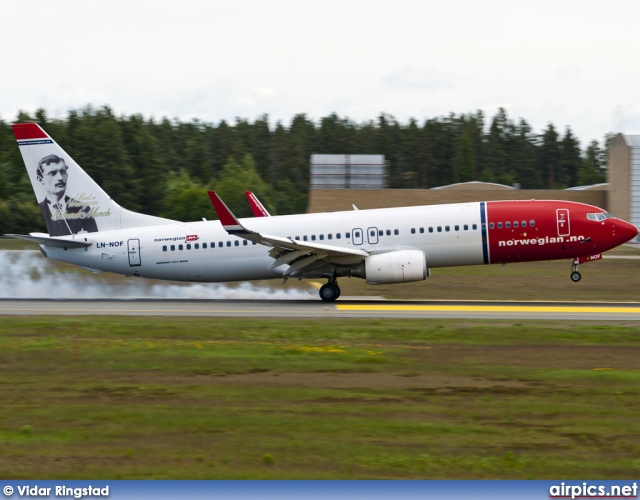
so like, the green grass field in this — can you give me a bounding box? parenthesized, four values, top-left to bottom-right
(1, 317, 640, 479)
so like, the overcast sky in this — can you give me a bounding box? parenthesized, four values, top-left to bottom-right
(2, 0, 639, 146)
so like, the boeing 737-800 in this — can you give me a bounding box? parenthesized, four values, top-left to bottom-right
(8, 122, 638, 301)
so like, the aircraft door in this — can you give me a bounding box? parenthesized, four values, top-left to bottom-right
(556, 209, 570, 237)
(352, 228, 364, 245)
(367, 227, 379, 245)
(128, 239, 141, 267)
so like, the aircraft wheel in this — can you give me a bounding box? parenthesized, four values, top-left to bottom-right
(570, 271, 582, 282)
(320, 283, 339, 302)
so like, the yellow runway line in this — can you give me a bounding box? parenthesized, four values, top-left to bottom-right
(336, 304, 640, 314)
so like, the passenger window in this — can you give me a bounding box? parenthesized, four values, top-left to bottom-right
(529, 220, 535, 227)
(513, 221, 519, 228)
(411, 228, 416, 234)
(497, 222, 503, 229)
(429, 227, 433, 233)
(186, 243, 191, 250)
(311, 235, 316, 241)
(337, 233, 341, 239)
(252, 242, 257, 245)
(464, 224, 468, 230)
(386, 229, 391, 236)
(437, 226, 442, 232)
(243, 240, 248, 245)
(521, 221, 527, 227)
(328, 234, 333, 240)
(445, 226, 450, 232)
(178, 244, 183, 250)
(394, 229, 399, 235)
(378, 230, 383, 236)
(218, 242, 223, 248)
(226, 241, 231, 247)
(490, 223, 495, 229)
(162, 245, 167, 252)
(319, 234, 324, 240)
(354, 231, 360, 238)
(234, 241, 239, 246)
(303, 236, 308, 241)
(195, 243, 200, 249)
(472, 224, 477, 230)
(346, 232, 351, 238)
(419, 227, 424, 233)
(454, 225, 459, 231)
(170, 245, 175, 251)
(506, 222, 511, 228)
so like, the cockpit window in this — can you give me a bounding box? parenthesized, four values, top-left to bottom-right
(587, 212, 613, 221)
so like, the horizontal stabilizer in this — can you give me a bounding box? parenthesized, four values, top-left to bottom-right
(5, 233, 92, 248)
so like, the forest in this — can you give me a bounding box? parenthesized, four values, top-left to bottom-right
(0, 106, 609, 234)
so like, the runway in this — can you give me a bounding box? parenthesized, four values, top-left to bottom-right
(1, 298, 640, 320)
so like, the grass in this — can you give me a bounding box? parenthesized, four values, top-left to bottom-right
(1, 317, 640, 479)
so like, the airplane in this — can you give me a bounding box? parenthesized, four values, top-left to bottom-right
(7, 122, 639, 302)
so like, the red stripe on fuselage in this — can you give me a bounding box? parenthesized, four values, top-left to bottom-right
(12, 123, 48, 140)
(486, 200, 619, 264)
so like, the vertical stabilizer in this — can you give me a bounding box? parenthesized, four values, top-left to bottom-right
(12, 123, 175, 236)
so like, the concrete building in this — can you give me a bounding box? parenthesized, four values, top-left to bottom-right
(608, 134, 640, 239)
(310, 154, 388, 189)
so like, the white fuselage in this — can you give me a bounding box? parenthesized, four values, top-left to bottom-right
(42, 203, 486, 282)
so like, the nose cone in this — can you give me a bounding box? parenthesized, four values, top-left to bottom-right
(616, 220, 638, 244)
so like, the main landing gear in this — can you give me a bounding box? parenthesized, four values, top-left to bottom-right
(319, 279, 341, 302)
(570, 260, 581, 282)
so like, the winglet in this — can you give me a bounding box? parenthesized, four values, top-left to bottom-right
(207, 191, 251, 235)
(245, 191, 271, 217)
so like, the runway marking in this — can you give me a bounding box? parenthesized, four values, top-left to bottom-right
(336, 304, 640, 314)
(0, 308, 282, 314)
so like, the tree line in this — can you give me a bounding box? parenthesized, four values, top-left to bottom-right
(0, 106, 608, 234)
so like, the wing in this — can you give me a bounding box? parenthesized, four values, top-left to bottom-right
(208, 191, 368, 276)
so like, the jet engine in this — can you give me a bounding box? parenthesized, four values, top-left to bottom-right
(351, 250, 428, 284)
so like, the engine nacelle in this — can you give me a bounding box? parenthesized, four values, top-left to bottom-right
(356, 250, 428, 284)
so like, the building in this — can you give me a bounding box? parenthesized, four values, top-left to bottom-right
(608, 134, 640, 240)
(310, 154, 388, 189)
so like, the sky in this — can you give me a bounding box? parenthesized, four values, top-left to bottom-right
(2, 0, 640, 146)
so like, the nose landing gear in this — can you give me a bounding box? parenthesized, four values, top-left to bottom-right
(319, 279, 341, 302)
(570, 260, 581, 282)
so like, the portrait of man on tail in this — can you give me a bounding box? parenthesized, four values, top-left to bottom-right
(36, 154, 98, 236)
